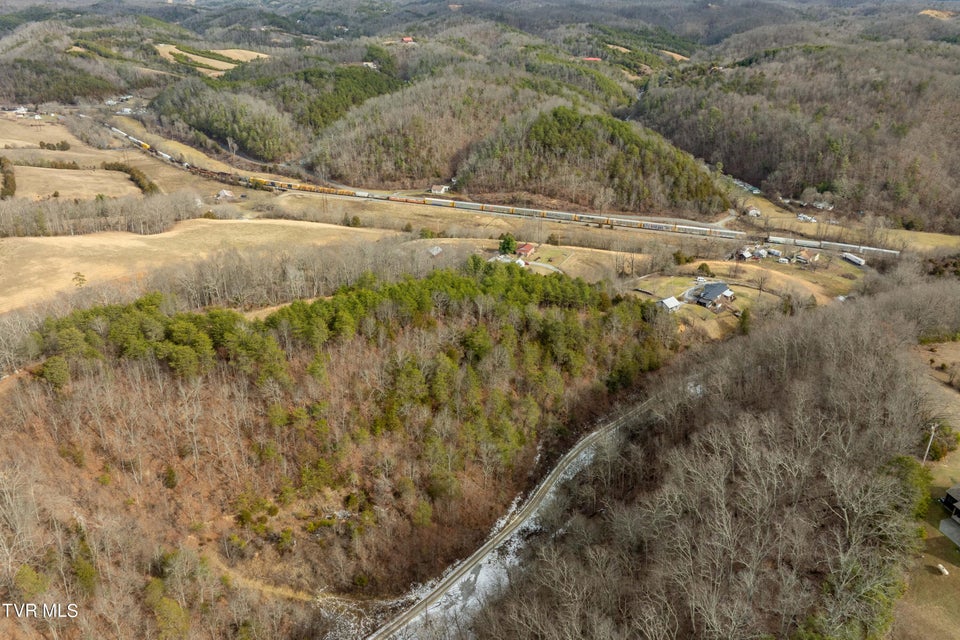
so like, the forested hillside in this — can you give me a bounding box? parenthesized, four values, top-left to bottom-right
(0, 3, 737, 216)
(469, 279, 960, 639)
(635, 16, 960, 231)
(0, 15, 185, 103)
(0, 261, 669, 638)
(457, 106, 730, 214)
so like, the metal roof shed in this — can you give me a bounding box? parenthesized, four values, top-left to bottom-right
(659, 296, 681, 312)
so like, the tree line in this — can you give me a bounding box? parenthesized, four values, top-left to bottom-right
(101, 162, 160, 195)
(0, 156, 15, 198)
(0, 191, 199, 237)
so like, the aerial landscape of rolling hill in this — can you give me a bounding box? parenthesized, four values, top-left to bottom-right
(2, 1, 960, 638)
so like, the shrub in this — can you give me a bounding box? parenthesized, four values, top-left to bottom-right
(162, 466, 178, 489)
(14, 565, 49, 599)
(39, 355, 70, 390)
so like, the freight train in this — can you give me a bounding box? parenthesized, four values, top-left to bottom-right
(105, 123, 747, 240)
(244, 178, 747, 239)
(766, 235, 900, 257)
(109, 123, 904, 255)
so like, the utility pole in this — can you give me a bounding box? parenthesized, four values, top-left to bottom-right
(923, 422, 938, 464)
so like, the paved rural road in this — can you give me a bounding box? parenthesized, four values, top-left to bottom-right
(367, 399, 652, 639)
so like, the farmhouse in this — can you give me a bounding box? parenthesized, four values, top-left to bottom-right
(697, 282, 735, 308)
(516, 243, 536, 258)
(430, 184, 450, 195)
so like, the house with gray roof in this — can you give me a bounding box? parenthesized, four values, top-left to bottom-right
(940, 485, 960, 549)
(696, 282, 735, 308)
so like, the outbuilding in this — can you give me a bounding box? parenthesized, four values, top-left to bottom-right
(658, 296, 682, 313)
(516, 243, 536, 258)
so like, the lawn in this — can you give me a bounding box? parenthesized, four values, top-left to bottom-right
(891, 357, 960, 639)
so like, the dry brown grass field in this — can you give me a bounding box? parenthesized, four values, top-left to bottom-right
(684, 258, 856, 304)
(154, 43, 235, 77)
(0, 219, 397, 313)
(0, 115, 232, 196)
(13, 166, 141, 200)
(0, 115, 84, 147)
(212, 48, 269, 62)
(660, 49, 689, 61)
(919, 9, 957, 20)
(153, 44, 267, 77)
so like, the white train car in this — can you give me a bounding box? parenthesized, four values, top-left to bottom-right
(842, 252, 866, 266)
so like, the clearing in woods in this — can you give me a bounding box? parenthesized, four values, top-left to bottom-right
(153, 44, 267, 77)
(212, 48, 269, 62)
(0, 115, 85, 148)
(660, 49, 689, 61)
(919, 9, 957, 20)
(685, 259, 856, 304)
